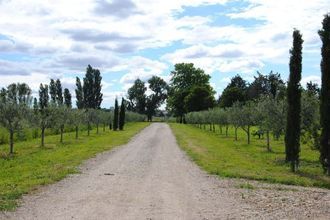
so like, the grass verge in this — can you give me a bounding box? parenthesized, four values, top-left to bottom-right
(0, 122, 150, 211)
(169, 123, 330, 189)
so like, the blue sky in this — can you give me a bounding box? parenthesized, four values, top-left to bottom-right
(0, 0, 329, 107)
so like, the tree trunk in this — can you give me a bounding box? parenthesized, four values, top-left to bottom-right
(41, 126, 45, 147)
(247, 126, 250, 144)
(103, 124, 106, 132)
(109, 123, 112, 130)
(60, 126, 64, 143)
(212, 124, 215, 132)
(235, 127, 238, 141)
(291, 160, 298, 172)
(75, 126, 79, 139)
(87, 122, 90, 136)
(9, 129, 14, 154)
(96, 123, 99, 134)
(266, 131, 271, 152)
(219, 125, 222, 134)
(226, 125, 229, 137)
(209, 124, 212, 131)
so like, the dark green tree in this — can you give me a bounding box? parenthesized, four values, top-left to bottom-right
(319, 14, 330, 175)
(83, 65, 103, 109)
(184, 86, 215, 112)
(113, 98, 119, 131)
(306, 81, 320, 98)
(167, 63, 213, 122)
(145, 76, 168, 121)
(219, 75, 247, 107)
(285, 29, 303, 172)
(64, 88, 72, 108)
(119, 98, 126, 130)
(49, 79, 57, 104)
(55, 79, 63, 105)
(75, 77, 84, 109)
(127, 79, 147, 114)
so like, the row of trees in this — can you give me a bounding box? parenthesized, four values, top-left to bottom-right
(0, 65, 145, 154)
(127, 76, 168, 121)
(184, 14, 330, 175)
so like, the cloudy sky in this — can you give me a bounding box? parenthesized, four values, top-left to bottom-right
(0, 0, 329, 107)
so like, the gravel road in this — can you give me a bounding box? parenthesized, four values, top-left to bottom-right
(2, 123, 330, 219)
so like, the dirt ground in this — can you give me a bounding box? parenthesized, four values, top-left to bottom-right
(2, 123, 330, 219)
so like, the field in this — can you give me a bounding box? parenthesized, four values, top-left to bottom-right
(170, 123, 330, 189)
(0, 122, 150, 211)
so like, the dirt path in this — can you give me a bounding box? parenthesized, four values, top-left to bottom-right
(2, 123, 330, 219)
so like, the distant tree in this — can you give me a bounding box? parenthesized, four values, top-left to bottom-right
(83, 65, 103, 109)
(228, 102, 242, 141)
(247, 71, 285, 100)
(70, 109, 84, 139)
(75, 77, 84, 109)
(49, 79, 57, 104)
(119, 98, 126, 130)
(55, 79, 63, 105)
(54, 105, 71, 143)
(219, 75, 247, 107)
(145, 76, 168, 121)
(285, 29, 303, 172)
(184, 86, 215, 112)
(127, 79, 147, 114)
(257, 96, 286, 151)
(0, 83, 31, 154)
(167, 63, 213, 122)
(238, 102, 257, 144)
(64, 88, 72, 108)
(38, 83, 51, 147)
(306, 81, 320, 98)
(113, 99, 119, 131)
(319, 14, 330, 175)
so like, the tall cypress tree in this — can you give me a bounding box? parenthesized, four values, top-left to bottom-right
(49, 79, 56, 104)
(75, 77, 84, 109)
(319, 14, 330, 175)
(55, 79, 63, 105)
(285, 29, 303, 172)
(64, 88, 72, 108)
(113, 98, 119, 131)
(119, 98, 126, 130)
(93, 68, 103, 109)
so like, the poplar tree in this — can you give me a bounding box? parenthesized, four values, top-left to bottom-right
(49, 79, 57, 104)
(319, 14, 330, 175)
(285, 29, 303, 172)
(55, 79, 63, 105)
(119, 98, 126, 130)
(64, 88, 72, 108)
(113, 99, 119, 131)
(75, 77, 84, 109)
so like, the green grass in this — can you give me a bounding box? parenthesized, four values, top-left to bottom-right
(0, 122, 150, 211)
(169, 123, 330, 189)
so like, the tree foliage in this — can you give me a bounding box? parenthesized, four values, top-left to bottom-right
(285, 29, 303, 172)
(319, 14, 330, 175)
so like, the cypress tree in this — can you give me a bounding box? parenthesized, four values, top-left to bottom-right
(93, 68, 103, 109)
(285, 29, 303, 172)
(319, 14, 330, 175)
(119, 98, 126, 130)
(113, 99, 119, 131)
(49, 79, 56, 104)
(64, 88, 72, 108)
(75, 77, 84, 109)
(55, 79, 63, 105)
(83, 65, 94, 109)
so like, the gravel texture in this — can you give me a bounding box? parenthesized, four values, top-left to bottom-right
(1, 123, 330, 219)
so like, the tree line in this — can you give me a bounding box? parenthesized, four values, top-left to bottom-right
(0, 65, 144, 154)
(178, 14, 330, 175)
